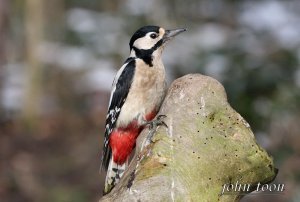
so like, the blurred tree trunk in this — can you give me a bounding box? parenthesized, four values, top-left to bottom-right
(22, 0, 45, 128)
(0, 0, 9, 100)
(23, 0, 64, 128)
(44, 0, 64, 41)
(0, 0, 8, 66)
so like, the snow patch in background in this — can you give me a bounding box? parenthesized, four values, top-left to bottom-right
(1, 63, 26, 111)
(240, 1, 300, 48)
(80, 59, 116, 92)
(204, 55, 228, 82)
(39, 42, 95, 71)
(124, 0, 156, 15)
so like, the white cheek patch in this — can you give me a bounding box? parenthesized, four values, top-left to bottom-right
(134, 37, 155, 49)
(133, 33, 161, 50)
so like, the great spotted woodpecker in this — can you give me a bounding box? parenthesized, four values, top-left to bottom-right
(101, 25, 186, 194)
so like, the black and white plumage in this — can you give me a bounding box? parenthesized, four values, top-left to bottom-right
(101, 58, 136, 170)
(100, 25, 186, 194)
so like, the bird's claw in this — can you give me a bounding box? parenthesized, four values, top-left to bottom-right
(147, 114, 168, 130)
(145, 115, 168, 144)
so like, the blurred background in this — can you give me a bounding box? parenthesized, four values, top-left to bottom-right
(0, 0, 299, 201)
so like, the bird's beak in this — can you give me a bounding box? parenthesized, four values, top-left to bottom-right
(163, 28, 187, 42)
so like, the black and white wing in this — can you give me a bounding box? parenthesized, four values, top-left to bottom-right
(101, 58, 136, 170)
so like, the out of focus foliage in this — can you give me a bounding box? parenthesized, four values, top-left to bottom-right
(0, 0, 299, 202)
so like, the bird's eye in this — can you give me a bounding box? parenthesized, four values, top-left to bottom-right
(150, 33, 157, 39)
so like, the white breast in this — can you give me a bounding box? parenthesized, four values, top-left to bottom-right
(116, 59, 166, 127)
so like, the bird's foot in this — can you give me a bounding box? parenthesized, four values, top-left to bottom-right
(145, 115, 168, 143)
(146, 114, 168, 130)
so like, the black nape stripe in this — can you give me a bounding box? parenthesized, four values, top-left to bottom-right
(133, 39, 164, 67)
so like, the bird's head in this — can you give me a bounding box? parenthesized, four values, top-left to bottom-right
(129, 25, 186, 64)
